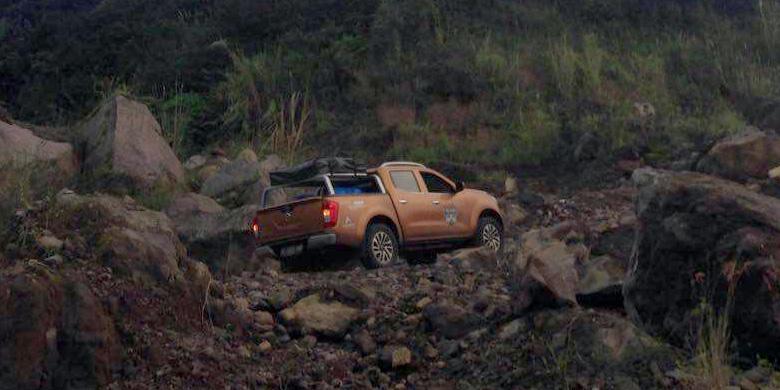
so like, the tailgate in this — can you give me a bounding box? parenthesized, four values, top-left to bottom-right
(254, 197, 324, 245)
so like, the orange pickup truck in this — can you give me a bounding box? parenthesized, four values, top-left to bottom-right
(251, 160, 503, 268)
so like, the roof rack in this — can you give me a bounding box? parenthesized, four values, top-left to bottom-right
(380, 161, 426, 168)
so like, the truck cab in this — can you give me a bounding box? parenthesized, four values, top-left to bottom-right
(251, 160, 503, 268)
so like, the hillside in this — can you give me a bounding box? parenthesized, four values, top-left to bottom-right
(2, 0, 780, 168)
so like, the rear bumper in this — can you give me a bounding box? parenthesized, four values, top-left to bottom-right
(261, 233, 338, 257)
(306, 233, 338, 249)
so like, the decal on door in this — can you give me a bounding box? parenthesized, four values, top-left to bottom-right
(444, 208, 458, 225)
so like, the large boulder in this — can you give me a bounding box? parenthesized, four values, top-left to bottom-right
(199, 150, 284, 207)
(532, 308, 679, 389)
(510, 223, 588, 306)
(79, 96, 184, 190)
(625, 168, 780, 361)
(165, 192, 225, 223)
(53, 190, 186, 284)
(696, 128, 780, 181)
(166, 199, 258, 273)
(0, 120, 78, 178)
(279, 293, 361, 338)
(0, 270, 121, 389)
(186, 149, 232, 188)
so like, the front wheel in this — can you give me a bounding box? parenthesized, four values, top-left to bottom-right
(475, 216, 503, 253)
(361, 223, 399, 269)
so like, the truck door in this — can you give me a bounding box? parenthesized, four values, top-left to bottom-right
(386, 169, 450, 241)
(419, 171, 471, 238)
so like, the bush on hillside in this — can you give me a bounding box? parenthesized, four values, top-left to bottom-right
(0, 0, 777, 167)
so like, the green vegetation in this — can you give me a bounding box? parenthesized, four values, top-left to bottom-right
(1, 1, 779, 167)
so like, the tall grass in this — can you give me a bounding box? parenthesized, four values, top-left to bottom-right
(154, 81, 206, 158)
(681, 263, 744, 390)
(267, 91, 310, 163)
(0, 160, 48, 249)
(217, 48, 312, 162)
(0, 162, 34, 217)
(759, 0, 780, 59)
(547, 36, 579, 102)
(218, 50, 270, 147)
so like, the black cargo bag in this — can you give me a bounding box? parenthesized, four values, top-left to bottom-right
(269, 157, 366, 186)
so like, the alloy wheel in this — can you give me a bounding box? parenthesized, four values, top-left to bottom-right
(482, 223, 502, 252)
(371, 231, 395, 264)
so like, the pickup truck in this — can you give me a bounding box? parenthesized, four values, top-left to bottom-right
(251, 161, 503, 269)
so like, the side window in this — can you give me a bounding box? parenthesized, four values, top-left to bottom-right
(390, 171, 421, 192)
(421, 172, 454, 193)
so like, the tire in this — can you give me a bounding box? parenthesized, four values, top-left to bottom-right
(361, 223, 399, 269)
(406, 251, 438, 265)
(475, 215, 503, 253)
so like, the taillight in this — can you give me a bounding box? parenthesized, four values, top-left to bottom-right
(322, 200, 339, 228)
(250, 216, 261, 238)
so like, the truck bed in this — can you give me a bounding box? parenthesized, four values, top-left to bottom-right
(253, 197, 325, 246)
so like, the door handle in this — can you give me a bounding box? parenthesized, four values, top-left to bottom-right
(432, 200, 440, 205)
(399, 200, 408, 204)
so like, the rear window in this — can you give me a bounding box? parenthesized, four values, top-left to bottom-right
(390, 171, 421, 192)
(330, 176, 382, 195)
(263, 180, 327, 208)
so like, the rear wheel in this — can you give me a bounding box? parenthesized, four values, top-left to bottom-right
(361, 223, 399, 269)
(475, 215, 503, 253)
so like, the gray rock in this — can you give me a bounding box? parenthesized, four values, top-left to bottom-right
(576, 255, 626, 306)
(625, 169, 780, 361)
(165, 192, 224, 223)
(183, 154, 207, 170)
(423, 301, 483, 339)
(79, 96, 184, 190)
(267, 289, 292, 312)
(535, 308, 678, 388)
(43, 254, 64, 267)
(696, 128, 780, 181)
(278, 294, 360, 339)
(379, 345, 412, 370)
(353, 329, 377, 355)
(498, 319, 527, 340)
(200, 151, 284, 207)
(511, 225, 585, 305)
(37, 235, 64, 252)
(0, 275, 121, 389)
(174, 204, 260, 273)
(54, 191, 186, 284)
(0, 120, 78, 179)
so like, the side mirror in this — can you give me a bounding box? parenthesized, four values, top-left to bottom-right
(455, 181, 465, 192)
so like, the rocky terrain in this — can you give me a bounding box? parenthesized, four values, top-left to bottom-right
(2, 95, 780, 389)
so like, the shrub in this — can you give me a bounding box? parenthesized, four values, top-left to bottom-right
(152, 86, 208, 158)
(498, 103, 561, 165)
